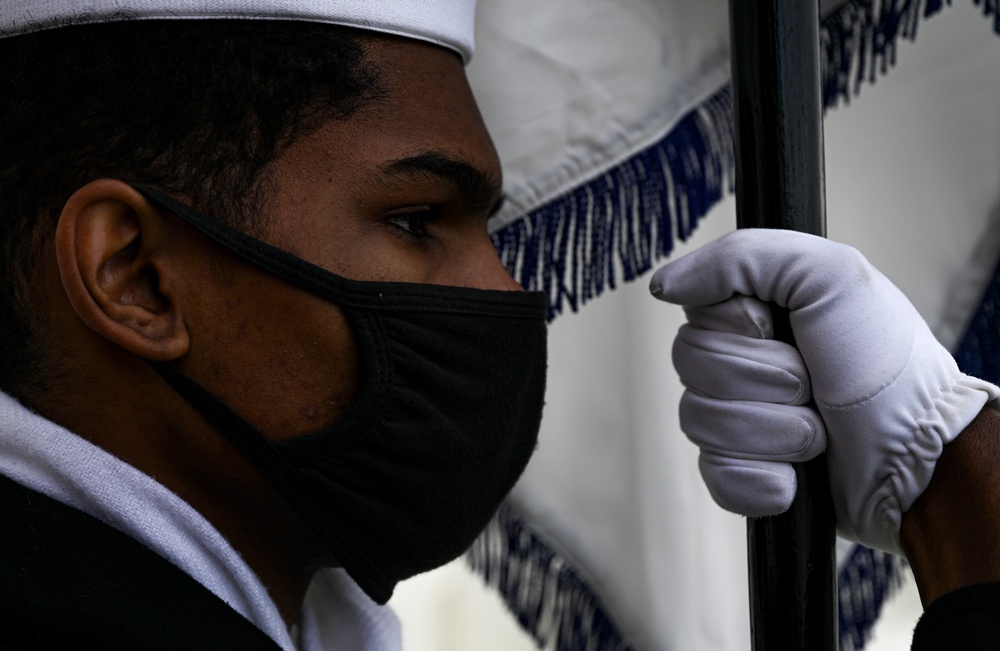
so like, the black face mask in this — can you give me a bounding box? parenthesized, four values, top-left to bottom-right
(134, 185, 548, 604)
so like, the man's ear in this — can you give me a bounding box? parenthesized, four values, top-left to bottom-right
(55, 179, 190, 361)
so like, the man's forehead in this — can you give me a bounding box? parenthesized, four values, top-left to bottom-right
(0, 0, 478, 63)
(266, 39, 503, 213)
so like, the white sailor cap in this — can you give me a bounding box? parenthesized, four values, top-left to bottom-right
(0, 0, 478, 62)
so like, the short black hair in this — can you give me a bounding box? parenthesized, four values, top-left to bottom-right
(0, 19, 384, 400)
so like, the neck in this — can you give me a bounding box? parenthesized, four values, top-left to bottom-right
(32, 362, 334, 628)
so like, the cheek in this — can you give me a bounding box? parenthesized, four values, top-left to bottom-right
(328, 240, 440, 283)
(263, 206, 435, 284)
(186, 275, 361, 443)
(329, 235, 521, 289)
(257, 297, 361, 441)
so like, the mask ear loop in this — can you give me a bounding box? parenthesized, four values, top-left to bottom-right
(148, 360, 395, 601)
(148, 361, 304, 499)
(131, 184, 550, 317)
(131, 184, 355, 301)
(134, 185, 401, 599)
(133, 183, 393, 434)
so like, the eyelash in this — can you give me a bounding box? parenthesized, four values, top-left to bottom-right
(386, 206, 438, 241)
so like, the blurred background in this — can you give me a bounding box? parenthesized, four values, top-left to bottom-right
(389, 2, 1000, 649)
(391, 560, 922, 650)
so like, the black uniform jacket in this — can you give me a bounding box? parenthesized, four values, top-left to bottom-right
(0, 472, 281, 650)
(5, 466, 1000, 651)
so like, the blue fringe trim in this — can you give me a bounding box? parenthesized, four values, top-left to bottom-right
(981, 0, 1000, 34)
(821, 0, 945, 109)
(466, 503, 636, 651)
(837, 546, 907, 650)
(470, 507, 907, 650)
(822, 0, 999, 109)
(954, 254, 1000, 384)
(491, 88, 734, 322)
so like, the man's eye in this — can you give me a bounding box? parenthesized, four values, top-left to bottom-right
(386, 206, 436, 239)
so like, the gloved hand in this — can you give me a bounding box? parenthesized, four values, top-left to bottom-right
(649, 229, 1000, 553)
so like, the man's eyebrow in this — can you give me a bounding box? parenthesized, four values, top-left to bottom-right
(380, 151, 505, 217)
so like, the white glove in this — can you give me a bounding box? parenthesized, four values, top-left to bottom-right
(649, 230, 1000, 553)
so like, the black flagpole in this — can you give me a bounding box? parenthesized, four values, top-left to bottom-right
(727, 0, 838, 648)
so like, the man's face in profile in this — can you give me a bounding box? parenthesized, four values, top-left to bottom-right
(34, 29, 527, 601)
(151, 34, 520, 443)
(0, 15, 548, 628)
